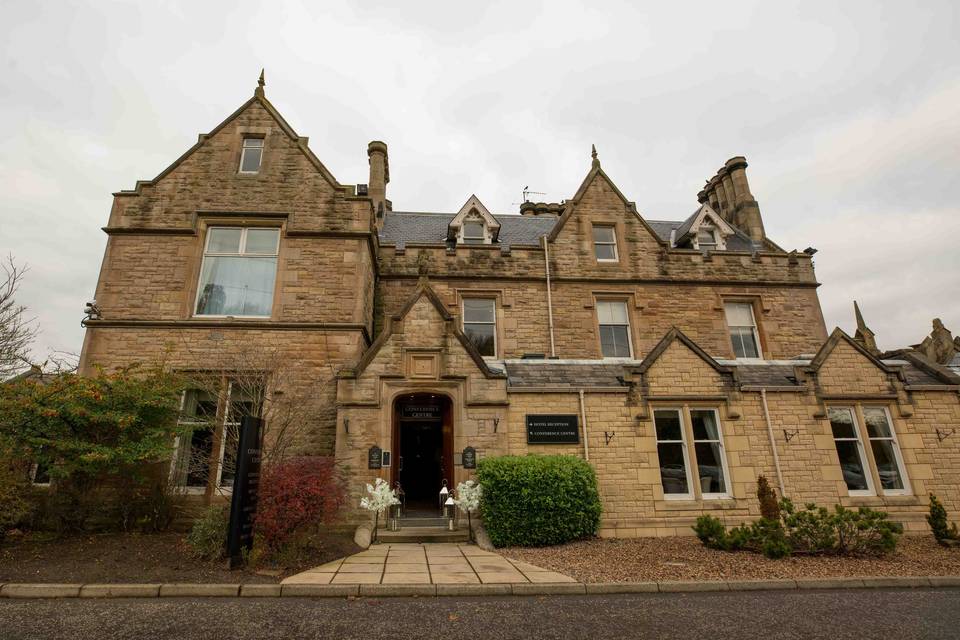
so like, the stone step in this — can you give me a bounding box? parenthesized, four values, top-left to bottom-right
(376, 527, 470, 543)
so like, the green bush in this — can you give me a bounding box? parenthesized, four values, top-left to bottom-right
(0, 464, 32, 541)
(186, 506, 228, 560)
(693, 497, 902, 559)
(477, 455, 601, 547)
(927, 494, 960, 544)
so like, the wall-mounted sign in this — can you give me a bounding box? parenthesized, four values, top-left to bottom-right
(381, 450, 392, 468)
(462, 446, 477, 469)
(368, 445, 383, 469)
(400, 404, 442, 420)
(526, 414, 580, 444)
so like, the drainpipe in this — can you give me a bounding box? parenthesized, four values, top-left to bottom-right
(579, 389, 590, 462)
(760, 388, 786, 497)
(542, 235, 556, 358)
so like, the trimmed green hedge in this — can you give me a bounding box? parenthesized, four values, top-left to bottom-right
(477, 455, 601, 547)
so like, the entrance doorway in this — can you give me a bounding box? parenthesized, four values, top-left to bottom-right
(392, 393, 453, 516)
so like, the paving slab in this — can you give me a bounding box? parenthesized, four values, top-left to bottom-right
(381, 573, 432, 584)
(281, 573, 335, 585)
(523, 572, 578, 584)
(338, 563, 385, 574)
(384, 563, 428, 573)
(343, 556, 388, 564)
(477, 572, 528, 584)
(307, 560, 344, 572)
(431, 573, 481, 584)
(332, 573, 381, 584)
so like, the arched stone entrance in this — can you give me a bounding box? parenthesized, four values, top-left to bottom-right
(391, 392, 454, 515)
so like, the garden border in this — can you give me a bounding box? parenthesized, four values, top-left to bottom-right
(0, 576, 958, 599)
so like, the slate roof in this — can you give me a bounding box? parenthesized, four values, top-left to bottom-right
(380, 210, 760, 251)
(734, 364, 800, 387)
(504, 361, 630, 389)
(380, 212, 557, 247)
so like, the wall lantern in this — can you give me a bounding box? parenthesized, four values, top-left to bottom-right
(388, 503, 401, 531)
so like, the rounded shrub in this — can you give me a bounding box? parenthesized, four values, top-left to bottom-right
(476, 454, 601, 547)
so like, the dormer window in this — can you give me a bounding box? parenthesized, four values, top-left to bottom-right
(239, 137, 263, 174)
(696, 227, 718, 251)
(462, 221, 486, 244)
(592, 225, 618, 262)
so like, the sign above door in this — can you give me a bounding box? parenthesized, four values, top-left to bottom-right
(399, 404, 442, 420)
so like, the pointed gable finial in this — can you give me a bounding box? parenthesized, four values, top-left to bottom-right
(255, 69, 265, 98)
(591, 144, 600, 169)
(853, 300, 879, 355)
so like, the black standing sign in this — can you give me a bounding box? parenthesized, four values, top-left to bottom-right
(526, 414, 580, 444)
(368, 445, 383, 469)
(227, 415, 262, 569)
(462, 446, 477, 469)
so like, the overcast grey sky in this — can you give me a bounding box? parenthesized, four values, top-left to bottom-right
(1, 1, 958, 362)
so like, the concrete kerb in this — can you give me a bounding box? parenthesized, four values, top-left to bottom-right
(0, 576, 958, 598)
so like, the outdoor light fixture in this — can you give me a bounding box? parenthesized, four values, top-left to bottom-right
(444, 496, 457, 531)
(439, 480, 449, 514)
(388, 503, 401, 531)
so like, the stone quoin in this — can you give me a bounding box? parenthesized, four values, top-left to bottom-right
(77, 74, 960, 537)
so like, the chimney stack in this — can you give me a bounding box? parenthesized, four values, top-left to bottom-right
(367, 141, 389, 225)
(697, 156, 765, 243)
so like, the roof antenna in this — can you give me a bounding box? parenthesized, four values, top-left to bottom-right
(512, 185, 546, 206)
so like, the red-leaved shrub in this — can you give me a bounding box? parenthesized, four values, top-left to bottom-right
(255, 457, 346, 553)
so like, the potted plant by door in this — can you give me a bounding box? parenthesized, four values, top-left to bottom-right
(360, 478, 400, 543)
(454, 480, 483, 543)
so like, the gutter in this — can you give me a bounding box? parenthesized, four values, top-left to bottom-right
(760, 388, 786, 496)
(579, 389, 591, 462)
(542, 236, 556, 358)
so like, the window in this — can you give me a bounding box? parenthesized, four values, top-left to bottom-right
(696, 228, 718, 250)
(596, 300, 632, 358)
(863, 407, 908, 494)
(654, 407, 730, 500)
(171, 383, 262, 492)
(592, 226, 618, 261)
(828, 407, 873, 496)
(239, 137, 264, 174)
(172, 389, 220, 490)
(462, 298, 496, 357)
(829, 406, 910, 497)
(724, 302, 761, 359)
(195, 227, 280, 317)
(462, 221, 486, 244)
(30, 458, 51, 486)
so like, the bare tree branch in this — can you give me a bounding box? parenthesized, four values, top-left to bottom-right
(0, 255, 38, 380)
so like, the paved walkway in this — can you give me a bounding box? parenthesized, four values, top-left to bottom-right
(281, 543, 575, 585)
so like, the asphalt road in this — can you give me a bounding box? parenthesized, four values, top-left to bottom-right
(0, 588, 958, 640)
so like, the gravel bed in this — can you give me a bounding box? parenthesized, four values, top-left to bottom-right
(502, 536, 960, 583)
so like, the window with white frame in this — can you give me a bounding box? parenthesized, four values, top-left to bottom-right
(829, 406, 909, 496)
(654, 409, 692, 498)
(596, 300, 632, 358)
(195, 227, 280, 317)
(695, 227, 718, 250)
(461, 220, 486, 244)
(654, 407, 731, 500)
(462, 298, 496, 357)
(239, 137, 264, 174)
(828, 407, 874, 495)
(592, 225, 618, 261)
(724, 302, 761, 359)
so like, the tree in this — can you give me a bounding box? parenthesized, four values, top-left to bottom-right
(0, 256, 37, 380)
(0, 363, 186, 484)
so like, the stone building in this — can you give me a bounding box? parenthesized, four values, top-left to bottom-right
(78, 77, 960, 536)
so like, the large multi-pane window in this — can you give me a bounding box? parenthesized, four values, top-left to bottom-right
(724, 302, 761, 359)
(172, 382, 262, 492)
(462, 298, 497, 357)
(592, 225, 618, 261)
(239, 137, 264, 174)
(654, 407, 730, 500)
(829, 406, 909, 496)
(195, 227, 280, 317)
(461, 221, 486, 244)
(596, 300, 632, 358)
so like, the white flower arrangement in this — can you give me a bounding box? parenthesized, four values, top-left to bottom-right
(454, 479, 483, 542)
(360, 478, 400, 542)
